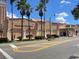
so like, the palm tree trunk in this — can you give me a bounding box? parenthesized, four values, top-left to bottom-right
(21, 15, 23, 41)
(44, 12, 45, 39)
(57, 23, 59, 35)
(41, 16, 43, 38)
(44, 2, 46, 39)
(11, 4, 13, 41)
(28, 16, 30, 40)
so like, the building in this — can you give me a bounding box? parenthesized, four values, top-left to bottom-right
(0, 0, 79, 41)
(7, 18, 37, 40)
(0, 0, 7, 38)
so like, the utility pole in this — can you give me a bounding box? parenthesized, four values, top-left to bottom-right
(49, 15, 52, 35)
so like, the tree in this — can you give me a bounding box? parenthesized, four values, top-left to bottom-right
(10, 0, 16, 41)
(71, 3, 79, 36)
(40, 0, 49, 38)
(25, 3, 32, 40)
(40, 0, 49, 4)
(72, 3, 79, 20)
(17, 0, 27, 41)
(36, 2, 45, 38)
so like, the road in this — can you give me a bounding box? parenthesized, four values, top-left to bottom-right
(0, 37, 79, 59)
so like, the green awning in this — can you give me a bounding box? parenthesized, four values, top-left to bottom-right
(60, 28, 74, 30)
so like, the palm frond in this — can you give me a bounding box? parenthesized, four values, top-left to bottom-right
(36, 2, 45, 11)
(16, 0, 27, 15)
(72, 6, 79, 20)
(10, 0, 16, 4)
(39, 9, 43, 17)
(40, 0, 49, 4)
(25, 3, 32, 17)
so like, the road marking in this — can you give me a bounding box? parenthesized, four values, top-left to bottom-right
(9, 44, 18, 51)
(9, 40, 71, 53)
(0, 48, 13, 59)
(9, 44, 17, 49)
(14, 40, 71, 52)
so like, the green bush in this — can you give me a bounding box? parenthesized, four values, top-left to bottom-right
(17, 36, 22, 40)
(52, 34, 59, 38)
(35, 36, 45, 39)
(0, 38, 8, 43)
(47, 34, 59, 38)
(47, 35, 53, 38)
(26, 35, 33, 38)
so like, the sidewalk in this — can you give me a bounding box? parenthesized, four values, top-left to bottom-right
(11, 36, 77, 46)
(0, 36, 77, 46)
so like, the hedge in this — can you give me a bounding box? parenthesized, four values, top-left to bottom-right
(0, 38, 8, 43)
(26, 35, 33, 38)
(35, 36, 45, 39)
(47, 34, 59, 38)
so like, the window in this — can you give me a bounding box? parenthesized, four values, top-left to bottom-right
(66, 25, 70, 27)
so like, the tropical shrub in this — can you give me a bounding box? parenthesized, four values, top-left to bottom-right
(26, 35, 33, 39)
(0, 38, 8, 43)
(35, 36, 45, 39)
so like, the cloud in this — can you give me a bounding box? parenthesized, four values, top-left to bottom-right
(7, 11, 18, 18)
(56, 12, 68, 17)
(56, 12, 69, 23)
(60, 0, 71, 4)
(24, 16, 27, 18)
(56, 17, 66, 23)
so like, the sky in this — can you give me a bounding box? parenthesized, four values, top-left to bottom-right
(7, 0, 79, 24)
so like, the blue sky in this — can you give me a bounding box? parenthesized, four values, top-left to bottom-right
(7, 0, 79, 24)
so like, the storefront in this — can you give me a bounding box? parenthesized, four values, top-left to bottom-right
(59, 28, 75, 37)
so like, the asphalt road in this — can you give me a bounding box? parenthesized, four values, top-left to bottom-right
(0, 37, 79, 59)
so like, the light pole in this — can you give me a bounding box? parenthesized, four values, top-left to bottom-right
(49, 15, 52, 36)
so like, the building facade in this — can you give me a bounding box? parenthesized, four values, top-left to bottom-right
(0, 0, 79, 41)
(0, 0, 7, 38)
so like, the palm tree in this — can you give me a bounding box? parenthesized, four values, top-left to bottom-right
(71, 3, 79, 36)
(10, 0, 16, 41)
(36, 2, 45, 38)
(40, 0, 49, 38)
(25, 3, 32, 40)
(17, 0, 27, 41)
(72, 3, 79, 20)
(40, 0, 48, 3)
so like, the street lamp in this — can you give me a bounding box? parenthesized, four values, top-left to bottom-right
(49, 15, 52, 36)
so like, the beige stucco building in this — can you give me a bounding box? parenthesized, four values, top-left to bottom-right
(0, 0, 79, 41)
(7, 18, 37, 40)
(0, 0, 7, 38)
